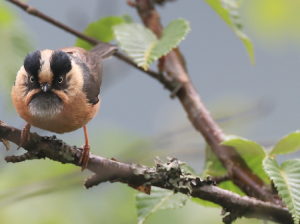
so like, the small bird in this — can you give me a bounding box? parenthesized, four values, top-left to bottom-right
(11, 43, 117, 170)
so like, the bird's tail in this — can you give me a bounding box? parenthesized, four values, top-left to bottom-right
(89, 43, 118, 59)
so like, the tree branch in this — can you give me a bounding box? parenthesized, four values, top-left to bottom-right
(0, 121, 293, 223)
(6, 0, 282, 206)
(133, 0, 283, 204)
(5, 0, 181, 93)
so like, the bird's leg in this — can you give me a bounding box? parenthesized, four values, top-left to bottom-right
(17, 123, 31, 150)
(79, 125, 90, 171)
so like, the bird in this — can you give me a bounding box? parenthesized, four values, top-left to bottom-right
(11, 43, 117, 170)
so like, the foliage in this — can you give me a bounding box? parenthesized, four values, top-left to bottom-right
(263, 158, 300, 224)
(114, 19, 190, 70)
(75, 15, 128, 51)
(270, 131, 300, 155)
(3, 0, 300, 224)
(204, 0, 254, 64)
(136, 187, 188, 224)
(0, 1, 33, 95)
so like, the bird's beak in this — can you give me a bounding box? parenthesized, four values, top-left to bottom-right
(41, 83, 51, 92)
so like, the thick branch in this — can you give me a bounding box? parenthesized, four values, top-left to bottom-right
(7, 0, 280, 203)
(134, 0, 281, 203)
(0, 122, 292, 223)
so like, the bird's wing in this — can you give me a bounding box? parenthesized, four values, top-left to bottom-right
(60, 44, 117, 84)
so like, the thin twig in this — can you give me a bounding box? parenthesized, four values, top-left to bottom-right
(5, 0, 177, 90)
(211, 174, 230, 185)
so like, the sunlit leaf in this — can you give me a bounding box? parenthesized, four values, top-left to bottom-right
(270, 131, 300, 155)
(136, 186, 188, 224)
(205, 0, 255, 64)
(75, 16, 125, 51)
(114, 18, 190, 70)
(222, 135, 269, 183)
(263, 157, 300, 224)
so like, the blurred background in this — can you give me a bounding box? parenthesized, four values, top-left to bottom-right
(0, 0, 299, 223)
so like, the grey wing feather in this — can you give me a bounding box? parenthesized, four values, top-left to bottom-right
(60, 44, 117, 104)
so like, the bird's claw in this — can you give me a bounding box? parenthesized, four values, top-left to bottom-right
(79, 144, 90, 171)
(17, 123, 31, 150)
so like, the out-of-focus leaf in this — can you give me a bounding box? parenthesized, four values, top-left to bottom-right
(0, 172, 83, 208)
(75, 16, 125, 51)
(222, 135, 269, 183)
(270, 131, 300, 155)
(180, 164, 197, 176)
(204, 145, 226, 177)
(121, 14, 133, 23)
(191, 160, 220, 207)
(203, 138, 267, 196)
(263, 157, 300, 224)
(136, 186, 188, 224)
(199, 146, 244, 199)
(0, 2, 33, 95)
(114, 18, 190, 70)
(205, 0, 255, 64)
(0, 4, 15, 26)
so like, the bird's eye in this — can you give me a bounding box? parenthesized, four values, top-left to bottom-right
(58, 76, 63, 83)
(30, 76, 35, 83)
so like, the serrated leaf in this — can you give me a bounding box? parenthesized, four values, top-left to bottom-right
(205, 0, 255, 64)
(270, 131, 300, 155)
(263, 157, 300, 224)
(114, 18, 190, 70)
(75, 16, 125, 51)
(222, 135, 269, 183)
(136, 186, 188, 224)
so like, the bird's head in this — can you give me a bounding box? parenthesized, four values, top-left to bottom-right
(15, 49, 83, 119)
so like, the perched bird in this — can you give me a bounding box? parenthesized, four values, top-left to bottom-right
(11, 43, 117, 170)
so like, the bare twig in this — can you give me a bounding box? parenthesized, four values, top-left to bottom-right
(211, 174, 230, 185)
(0, 122, 293, 223)
(5, 0, 181, 92)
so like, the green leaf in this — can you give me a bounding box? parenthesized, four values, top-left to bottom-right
(136, 186, 188, 224)
(222, 135, 269, 183)
(270, 131, 300, 155)
(75, 16, 125, 51)
(121, 14, 133, 23)
(191, 197, 220, 208)
(0, 3, 33, 96)
(201, 145, 245, 197)
(263, 157, 300, 224)
(114, 18, 190, 70)
(204, 145, 226, 177)
(0, 3, 15, 27)
(204, 0, 255, 64)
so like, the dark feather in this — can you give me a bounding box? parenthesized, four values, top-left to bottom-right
(24, 50, 41, 77)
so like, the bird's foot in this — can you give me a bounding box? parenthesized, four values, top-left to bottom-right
(17, 123, 31, 150)
(79, 144, 90, 171)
